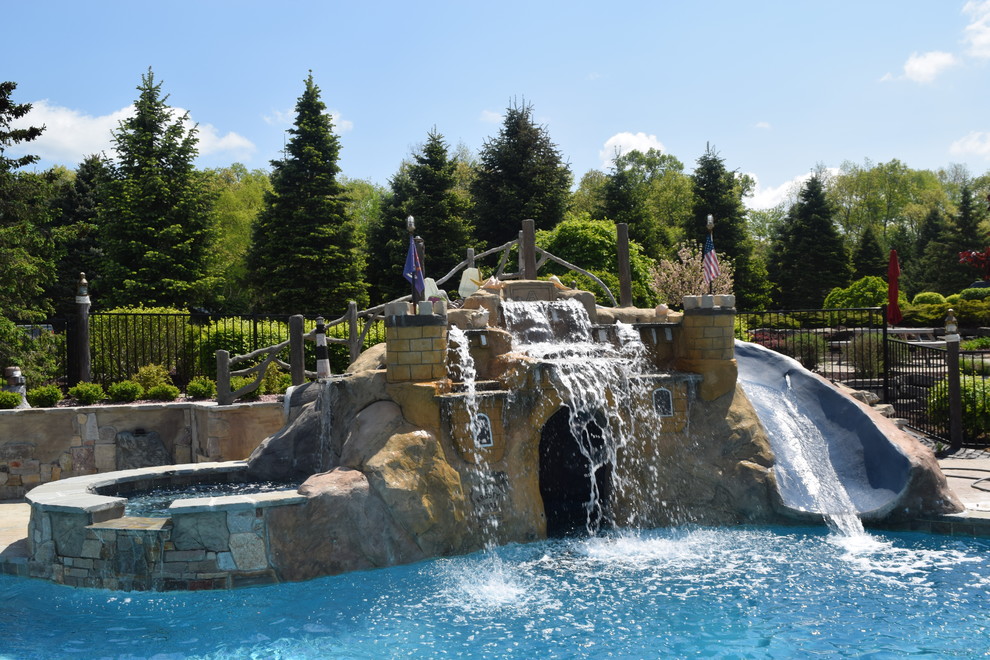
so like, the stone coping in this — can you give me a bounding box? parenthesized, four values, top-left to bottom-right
(25, 461, 305, 515)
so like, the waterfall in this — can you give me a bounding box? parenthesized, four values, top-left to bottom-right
(502, 299, 658, 535)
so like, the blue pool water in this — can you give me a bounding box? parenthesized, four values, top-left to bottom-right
(2, 525, 989, 659)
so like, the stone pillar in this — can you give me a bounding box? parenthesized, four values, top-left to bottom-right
(675, 295, 737, 401)
(384, 301, 448, 383)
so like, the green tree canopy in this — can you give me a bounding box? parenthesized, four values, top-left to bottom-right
(0, 81, 56, 321)
(851, 224, 887, 281)
(470, 100, 571, 248)
(247, 72, 367, 314)
(767, 174, 850, 308)
(99, 69, 219, 309)
(368, 129, 474, 304)
(688, 145, 771, 310)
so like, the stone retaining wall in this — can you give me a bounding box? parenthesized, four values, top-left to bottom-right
(0, 401, 284, 500)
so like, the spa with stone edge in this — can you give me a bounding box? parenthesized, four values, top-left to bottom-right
(24, 280, 961, 590)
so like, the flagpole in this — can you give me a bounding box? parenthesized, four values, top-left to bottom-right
(406, 215, 420, 305)
(706, 214, 714, 295)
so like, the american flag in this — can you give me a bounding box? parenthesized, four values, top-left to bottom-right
(702, 233, 720, 284)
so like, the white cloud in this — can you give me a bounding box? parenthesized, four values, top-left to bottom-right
(10, 100, 255, 165)
(599, 132, 665, 168)
(479, 109, 503, 124)
(754, 121, 771, 130)
(964, 0, 990, 58)
(744, 169, 839, 211)
(950, 130, 990, 158)
(902, 51, 958, 83)
(263, 107, 294, 126)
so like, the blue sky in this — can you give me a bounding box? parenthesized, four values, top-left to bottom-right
(6, 1, 990, 209)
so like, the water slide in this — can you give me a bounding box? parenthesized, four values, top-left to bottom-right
(735, 340, 914, 520)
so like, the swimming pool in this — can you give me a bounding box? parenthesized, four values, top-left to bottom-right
(2, 525, 988, 658)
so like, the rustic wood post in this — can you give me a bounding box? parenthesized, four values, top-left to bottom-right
(289, 314, 305, 386)
(521, 219, 537, 279)
(616, 223, 633, 307)
(348, 301, 360, 364)
(216, 350, 231, 406)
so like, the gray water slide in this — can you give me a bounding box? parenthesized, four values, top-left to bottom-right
(735, 340, 911, 518)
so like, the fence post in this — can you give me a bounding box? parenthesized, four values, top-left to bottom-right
(882, 305, 890, 404)
(216, 349, 232, 406)
(348, 301, 360, 365)
(69, 272, 91, 386)
(521, 219, 537, 279)
(466, 247, 475, 269)
(945, 309, 963, 451)
(616, 223, 633, 307)
(289, 314, 305, 386)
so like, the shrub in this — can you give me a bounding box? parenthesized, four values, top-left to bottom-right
(775, 331, 828, 370)
(0, 391, 23, 409)
(960, 354, 990, 377)
(963, 336, 990, 351)
(191, 318, 290, 379)
(928, 376, 990, 440)
(145, 384, 180, 401)
(26, 384, 62, 408)
(68, 382, 105, 405)
(185, 376, 217, 399)
(959, 287, 990, 302)
(842, 331, 885, 378)
(0, 318, 66, 389)
(824, 276, 887, 308)
(230, 376, 261, 401)
(133, 364, 172, 391)
(911, 291, 946, 305)
(107, 380, 144, 403)
(947, 294, 961, 305)
(261, 365, 291, 395)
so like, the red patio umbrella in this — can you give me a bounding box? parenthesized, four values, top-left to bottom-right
(887, 249, 903, 325)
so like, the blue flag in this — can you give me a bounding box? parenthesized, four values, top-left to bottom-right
(403, 236, 426, 295)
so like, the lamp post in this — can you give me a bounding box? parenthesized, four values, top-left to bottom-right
(406, 216, 420, 305)
(945, 309, 963, 452)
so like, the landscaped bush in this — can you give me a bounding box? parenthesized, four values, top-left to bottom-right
(26, 384, 62, 408)
(0, 391, 23, 409)
(145, 384, 180, 401)
(68, 382, 106, 405)
(107, 380, 144, 403)
(0, 318, 66, 389)
(190, 318, 290, 379)
(842, 331, 885, 378)
(185, 376, 216, 399)
(261, 365, 291, 395)
(229, 376, 261, 401)
(824, 276, 888, 308)
(775, 331, 828, 370)
(133, 364, 172, 391)
(963, 336, 990, 351)
(959, 287, 990, 301)
(947, 294, 962, 305)
(928, 375, 990, 440)
(912, 291, 946, 305)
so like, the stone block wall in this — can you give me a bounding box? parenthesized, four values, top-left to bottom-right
(0, 402, 284, 500)
(385, 301, 448, 383)
(674, 295, 737, 401)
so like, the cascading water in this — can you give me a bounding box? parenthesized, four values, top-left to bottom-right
(447, 325, 501, 546)
(501, 299, 661, 535)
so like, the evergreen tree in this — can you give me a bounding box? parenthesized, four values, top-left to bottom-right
(48, 154, 109, 315)
(470, 101, 571, 248)
(945, 184, 987, 290)
(368, 130, 474, 304)
(99, 69, 218, 309)
(688, 145, 771, 310)
(767, 174, 850, 308)
(0, 81, 56, 321)
(247, 73, 367, 314)
(851, 224, 886, 280)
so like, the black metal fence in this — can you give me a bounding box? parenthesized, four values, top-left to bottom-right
(885, 340, 950, 441)
(735, 307, 887, 388)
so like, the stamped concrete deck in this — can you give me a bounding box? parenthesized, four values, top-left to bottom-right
(4, 455, 990, 580)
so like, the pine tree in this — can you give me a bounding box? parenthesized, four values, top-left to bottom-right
(48, 154, 109, 314)
(0, 81, 56, 321)
(470, 101, 571, 248)
(851, 224, 887, 280)
(688, 145, 771, 310)
(99, 69, 218, 309)
(767, 174, 850, 308)
(247, 73, 367, 314)
(367, 130, 473, 304)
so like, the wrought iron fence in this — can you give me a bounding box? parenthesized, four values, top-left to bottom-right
(886, 340, 950, 441)
(735, 307, 886, 387)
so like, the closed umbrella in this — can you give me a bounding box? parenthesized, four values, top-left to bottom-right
(887, 249, 903, 325)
